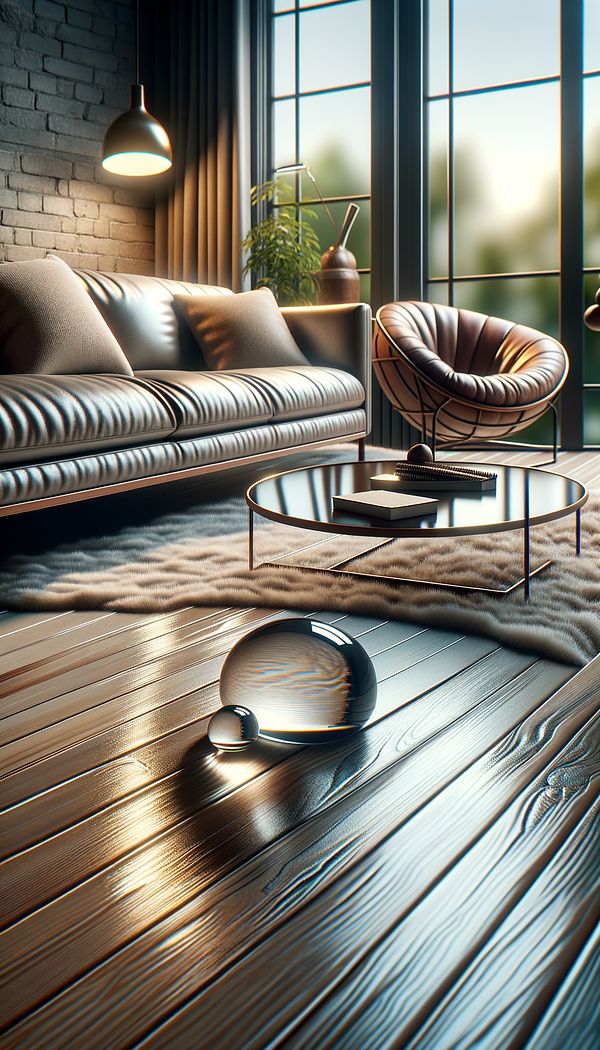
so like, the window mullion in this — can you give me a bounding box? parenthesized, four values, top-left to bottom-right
(560, 0, 584, 448)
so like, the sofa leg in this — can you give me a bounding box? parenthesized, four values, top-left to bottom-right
(357, 437, 366, 462)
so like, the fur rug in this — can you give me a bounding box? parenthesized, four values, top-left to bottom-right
(0, 446, 598, 666)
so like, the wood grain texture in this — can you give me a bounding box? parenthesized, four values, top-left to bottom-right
(0, 632, 503, 1030)
(0, 606, 283, 758)
(0, 606, 225, 712)
(285, 715, 600, 1050)
(408, 799, 600, 1050)
(0, 615, 418, 914)
(0, 635, 507, 928)
(525, 921, 600, 1050)
(0, 616, 391, 860)
(2, 652, 575, 1045)
(0, 448, 597, 1049)
(0, 610, 165, 682)
(0, 610, 117, 656)
(122, 662, 593, 1050)
(0, 619, 464, 807)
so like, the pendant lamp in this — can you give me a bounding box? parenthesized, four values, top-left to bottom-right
(102, 0, 172, 177)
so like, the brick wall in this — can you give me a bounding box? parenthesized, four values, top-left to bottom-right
(0, 0, 155, 274)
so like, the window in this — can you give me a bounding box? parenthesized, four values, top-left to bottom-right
(271, 0, 372, 301)
(584, 0, 600, 443)
(264, 1, 595, 447)
(425, 0, 597, 447)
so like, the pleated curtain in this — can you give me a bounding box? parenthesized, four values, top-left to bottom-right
(152, 0, 251, 289)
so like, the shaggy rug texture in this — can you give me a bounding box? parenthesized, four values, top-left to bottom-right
(0, 446, 598, 666)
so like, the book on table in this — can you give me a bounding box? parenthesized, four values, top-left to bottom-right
(332, 489, 438, 521)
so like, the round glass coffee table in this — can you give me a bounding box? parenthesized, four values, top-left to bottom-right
(246, 460, 587, 600)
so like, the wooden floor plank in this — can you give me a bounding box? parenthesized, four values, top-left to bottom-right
(525, 921, 600, 1050)
(0, 623, 469, 804)
(0, 610, 68, 643)
(0, 611, 113, 658)
(0, 639, 517, 928)
(406, 799, 600, 1050)
(0, 605, 283, 742)
(0, 611, 163, 676)
(0, 649, 571, 1040)
(131, 676, 596, 1050)
(0, 627, 493, 921)
(0, 606, 232, 711)
(0, 606, 393, 744)
(0, 611, 382, 856)
(283, 718, 600, 1050)
(0, 616, 403, 860)
(0, 447, 595, 1047)
(0, 605, 290, 771)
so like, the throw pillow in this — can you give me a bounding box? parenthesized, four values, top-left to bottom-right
(0, 255, 133, 375)
(175, 286, 309, 370)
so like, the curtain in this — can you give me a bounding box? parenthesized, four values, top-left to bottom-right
(152, 0, 251, 289)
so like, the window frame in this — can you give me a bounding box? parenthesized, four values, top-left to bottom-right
(269, 0, 373, 294)
(255, 0, 597, 449)
(422, 0, 591, 450)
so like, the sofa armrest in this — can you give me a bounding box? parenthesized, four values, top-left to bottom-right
(280, 302, 372, 435)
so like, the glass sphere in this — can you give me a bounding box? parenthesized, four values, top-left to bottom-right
(208, 705, 259, 751)
(219, 618, 377, 744)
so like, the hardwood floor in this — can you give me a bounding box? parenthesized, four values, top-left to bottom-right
(0, 449, 598, 1048)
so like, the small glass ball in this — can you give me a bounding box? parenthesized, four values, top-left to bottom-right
(208, 705, 259, 751)
(219, 618, 377, 744)
(406, 442, 434, 465)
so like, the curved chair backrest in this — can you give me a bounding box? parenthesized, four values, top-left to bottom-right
(373, 301, 568, 448)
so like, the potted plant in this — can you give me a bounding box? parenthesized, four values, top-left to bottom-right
(241, 178, 321, 305)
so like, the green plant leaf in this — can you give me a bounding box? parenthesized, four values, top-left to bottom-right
(241, 175, 322, 305)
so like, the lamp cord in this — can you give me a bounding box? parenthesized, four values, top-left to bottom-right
(135, 0, 140, 84)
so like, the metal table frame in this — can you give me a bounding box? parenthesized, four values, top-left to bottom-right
(247, 463, 587, 602)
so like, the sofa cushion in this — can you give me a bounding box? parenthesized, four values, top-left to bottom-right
(0, 374, 176, 467)
(136, 370, 274, 437)
(226, 366, 365, 422)
(0, 410, 367, 508)
(0, 256, 133, 376)
(75, 269, 233, 371)
(175, 287, 309, 370)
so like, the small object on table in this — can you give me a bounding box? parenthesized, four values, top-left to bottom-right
(219, 618, 377, 744)
(332, 489, 438, 520)
(406, 442, 434, 465)
(372, 462, 498, 492)
(208, 705, 259, 752)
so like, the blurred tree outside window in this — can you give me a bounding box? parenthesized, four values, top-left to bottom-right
(271, 0, 371, 302)
(426, 0, 600, 446)
(269, 0, 599, 445)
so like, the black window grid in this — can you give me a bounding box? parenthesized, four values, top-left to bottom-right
(423, 0, 600, 447)
(271, 0, 371, 283)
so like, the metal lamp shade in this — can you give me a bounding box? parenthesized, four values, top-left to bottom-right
(102, 84, 172, 177)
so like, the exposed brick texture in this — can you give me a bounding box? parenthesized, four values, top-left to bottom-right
(0, 0, 155, 274)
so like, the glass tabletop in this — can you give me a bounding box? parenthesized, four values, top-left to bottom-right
(247, 461, 587, 538)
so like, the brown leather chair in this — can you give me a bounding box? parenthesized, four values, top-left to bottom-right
(373, 301, 569, 459)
